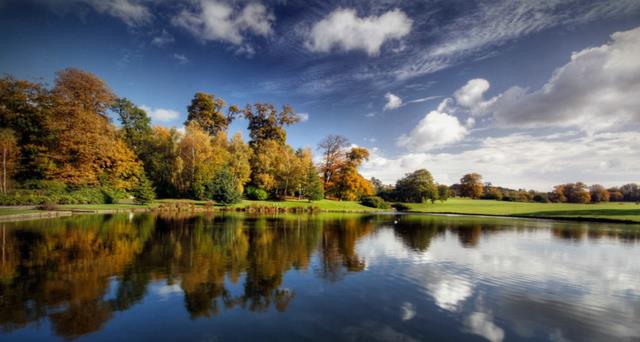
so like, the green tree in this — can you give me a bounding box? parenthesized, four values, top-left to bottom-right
(132, 174, 156, 205)
(112, 98, 152, 157)
(460, 173, 484, 199)
(304, 164, 324, 201)
(395, 169, 438, 203)
(209, 168, 242, 205)
(185, 92, 239, 136)
(243, 103, 300, 147)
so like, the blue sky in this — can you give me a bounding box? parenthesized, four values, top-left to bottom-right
(1, 0, 639, 190)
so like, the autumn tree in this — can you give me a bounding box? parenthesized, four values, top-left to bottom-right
(185, 92, 239, 136)
(0, 128, 19, 193)
(589, 184, 610, 203)
(318, 135, 349, 189)
(460, 173, 484, 199)
(226, 132, 252, 193)
(176, 122, 228, 198)
(330, 147, 374, 200)
(551, 182, 591, 203)
(395, 169, 438, 203)
(243, 103, 300, 147)
(47, 68, 142, 189)
(607, 187, 624, 202)
(0, 75, 53, 179)
(145, 126, 181, 197)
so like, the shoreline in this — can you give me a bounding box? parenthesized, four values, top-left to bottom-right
(0, 205, 638, 225)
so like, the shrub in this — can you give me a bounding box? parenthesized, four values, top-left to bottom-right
(38, 202, 59, 211)
(132, 175, 156, 205)
(246, 186, 269, 201)
(101, 186, 127, 204)
(360, 196, 390, 209)
(208, 169, 242, 205)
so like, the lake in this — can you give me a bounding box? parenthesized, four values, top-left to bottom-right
(0, 213, 639, 341)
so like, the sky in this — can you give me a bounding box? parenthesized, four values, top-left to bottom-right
(1, 0, 639, 190)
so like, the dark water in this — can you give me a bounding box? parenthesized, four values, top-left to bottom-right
(0, 213, 639, 341)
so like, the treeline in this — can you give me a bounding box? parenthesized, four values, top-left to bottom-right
(446, 173, 640, 204)
(0, 68, 373, 205)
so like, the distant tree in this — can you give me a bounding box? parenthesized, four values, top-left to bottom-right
(370, 177, 384, 195)
(566, 182, 591, 203)
(395, 169, 438, 203)
(112, 97, 152, 156)
(185, 92, 239, 136)
(243, 103, 300, 147)
(460, 173, 484, 199)
(132, 174, 156, 205)
(589, 184, 610, 203)
(226, 132, 252, 193)
(331, 147, 374, 200)
(620, 183, 639, 202)
(607, 187, 624, 202)
(0, 128, 19, 193)
(532, 193, 549, 203)
(482, 186, 503, 200)
(549, 184, 567, 203)
(209, 168, 242, 205)
(437, 184, 450, 202)
(318, 134, 349, 189)
(304, 164, 324, 201)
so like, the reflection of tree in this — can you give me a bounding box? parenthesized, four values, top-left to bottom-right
(393, 217, 445, 252)
(0, 213, 375, 339)
(318, 216, 373, 281)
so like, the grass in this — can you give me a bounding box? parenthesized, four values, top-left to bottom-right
(405, 198, 640, 223)
(0, 208, 42, 216)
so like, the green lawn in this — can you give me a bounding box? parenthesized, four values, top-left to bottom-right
(406, 198, 640, 223)
(0, 208, 42, 216)
(230, 199, 377, 211)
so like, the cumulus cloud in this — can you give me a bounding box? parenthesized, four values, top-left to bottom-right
(397, 99, 468, 151)
(488, 26, 640, 133)
(140, 105, 180, 122)
(172, 1, 274, 45)
(362, 131, 640, 190)
(306, 8, 412, 56)
(383, 92, 402, 111)
(454, 78, 495, 115)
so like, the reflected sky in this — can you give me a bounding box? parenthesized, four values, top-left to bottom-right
(0, 213, 639, 341)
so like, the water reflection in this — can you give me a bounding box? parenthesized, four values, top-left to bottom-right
(0, 213, 639, 341)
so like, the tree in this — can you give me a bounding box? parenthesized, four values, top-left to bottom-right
(551, 183, 590, 203)
(177, 122, 228, 198)
(226, 132, 252, 193)
(589, 184, 610, 203)
(304, 164, 324, 201)
(243, 103, 300, 147)
(437, 184, 450, 202)
(0, 128, 19, 193)
(318, 135, 349, 189)
(112, 98, 152, 157)
(460, 173, 484, 199)
(209, 168, 242, 205)
(0, 75, 53, 179)
(330, 147, 374, 200)
(145, 126, 181, 197)
(185, 92, 238, 136)
(395, 169, 438, 203)
(620, 183, 639, 202)
(607, 187, 624, 202)
(47, 68, 141, 188)
(132, 174, 156, 205)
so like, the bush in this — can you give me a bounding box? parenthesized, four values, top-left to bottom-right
(38, 202, 59, 211)
(208, 169, 242, 205)
(246, 186, 269, 200)
(101, 187, 127, 204)
(132, 175, 156, 205)
(360, 196, 390, 209)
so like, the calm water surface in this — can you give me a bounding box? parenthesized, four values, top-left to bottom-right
(0, 213, 639, 341)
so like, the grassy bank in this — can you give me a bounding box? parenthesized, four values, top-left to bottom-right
(406, 198, 640, 223)
(2, 198, 639, 224)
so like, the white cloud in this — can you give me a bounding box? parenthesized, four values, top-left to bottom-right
(306, 8, 412, 56)
(172, 53, 189, 64)
(172, 1, 274, 45)
(454, 79, 494, 115)
(152, 29, 175, 47)
(488, 26, 640, 133)
(383, 92, 402, 111)
(140, 105, 180, 122)
(298, 112, 309, 122)
(365, 112, 376, 118)
(362, 131, 640, 190)
(394, 0, 640, 80)
(401, 302, 416, 321)
(465, 312, 505, 342)
(397, 99, 468, 151)
(84, 0, 151, 26)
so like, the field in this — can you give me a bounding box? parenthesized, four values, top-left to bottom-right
(406, 198, 640, 223)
